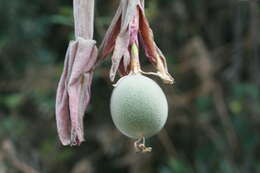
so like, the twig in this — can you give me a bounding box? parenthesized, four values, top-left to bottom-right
(73, 0, 95, 39)
(212, 83, 238, 154)
(249, 0, 260, 86)
(227, 0, 243, 81)
(2, 140, 42, 173)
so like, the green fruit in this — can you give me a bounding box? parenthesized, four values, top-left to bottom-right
(110, 74, 168, 139)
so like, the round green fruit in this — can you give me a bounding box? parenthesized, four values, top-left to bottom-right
(110, 74, 168, 139)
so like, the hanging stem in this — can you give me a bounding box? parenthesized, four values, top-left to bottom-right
(130, 43, 142, 74)
(73, 0, 95, 40)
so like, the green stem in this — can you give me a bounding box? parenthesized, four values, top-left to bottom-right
(130, 43, 141, 74)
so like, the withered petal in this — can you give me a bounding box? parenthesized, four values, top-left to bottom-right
(109, 31, 130, 81)
(123, 50, 131, 71)
(138, 6, 159, 63)
(56, 38, 98, 146)
(56, 0, 98, 146)
(99, 16, 122, 60)
(56, 42, 74, 146)
(98, 2, 123, 61)
(68, 38, 98, 145)
(99, 0, 141, 81)
(138, 4, 174, 84)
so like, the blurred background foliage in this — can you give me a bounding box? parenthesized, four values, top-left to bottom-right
(0, 0, 260, 172)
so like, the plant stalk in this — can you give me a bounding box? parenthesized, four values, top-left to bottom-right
(73, 0, 95, 40)
(130, 43, 141, 74)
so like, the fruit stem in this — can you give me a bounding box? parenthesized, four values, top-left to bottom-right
(134, 137, 152, 153)
(130, 43, 142, 74)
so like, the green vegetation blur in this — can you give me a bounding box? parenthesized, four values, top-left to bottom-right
(0, 0, 260, 173)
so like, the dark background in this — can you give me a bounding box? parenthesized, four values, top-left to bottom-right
(0, 0, 260, 172)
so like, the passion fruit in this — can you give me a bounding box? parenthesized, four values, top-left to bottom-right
(110, 74, 168, 139)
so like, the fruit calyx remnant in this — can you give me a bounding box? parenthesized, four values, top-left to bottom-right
(134, 137, 152, 153)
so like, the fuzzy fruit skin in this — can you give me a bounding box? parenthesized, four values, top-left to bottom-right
(110, 74, 168, 139)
